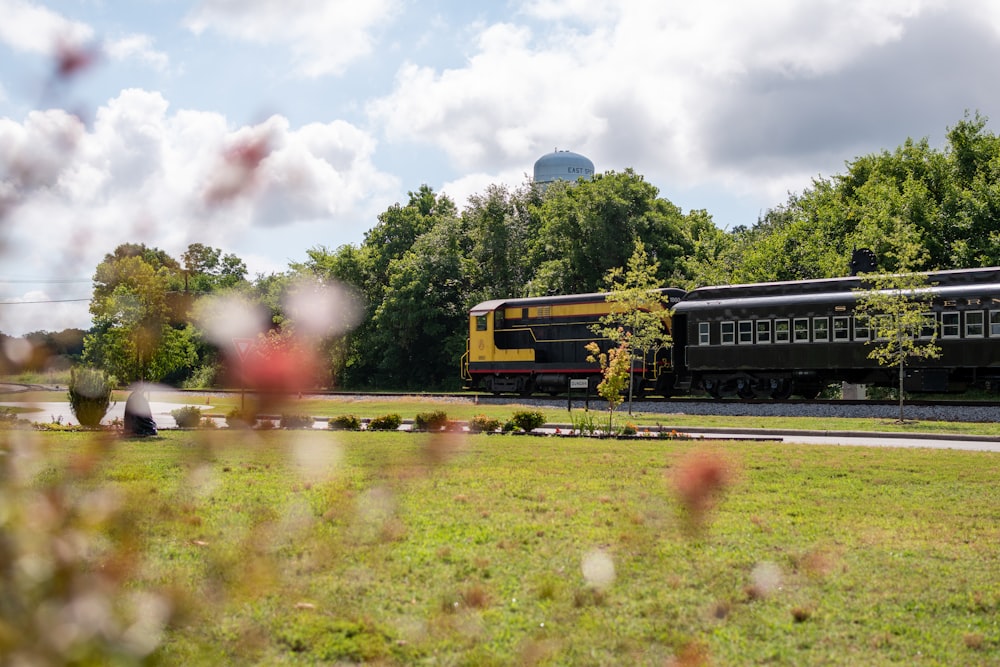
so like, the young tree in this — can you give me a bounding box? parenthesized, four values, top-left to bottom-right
(853, 224, 941, 422)
(590, 240, 672, 412)
(584, 340, 631, 435)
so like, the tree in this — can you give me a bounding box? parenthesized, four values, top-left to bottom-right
(590, 241, 672, 411)
(181, 243, 248, 292)
(85, 247, 195, 383)
(853, 222, 941, 422)
(585, 341, 631, 435)
(527, 169, 693, 295)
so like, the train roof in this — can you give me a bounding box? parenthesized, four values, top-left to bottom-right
(674, 266, 1000, 313)
(681, 266, 1000, 303)
(470, 287, 687, 315)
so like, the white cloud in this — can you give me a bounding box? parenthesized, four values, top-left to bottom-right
(104, 34, 170, 72)
(0, 88, 397, 333)
(184, 0, 401, 77)
(369, 0, 999, 213)
(0, 0, 94, 55)
(0, 290, 91, 337)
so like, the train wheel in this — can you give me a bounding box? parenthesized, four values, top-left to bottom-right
(737, 383, 756, 400)
(770, 379, 793, 400)
(704, 380, 724, 400)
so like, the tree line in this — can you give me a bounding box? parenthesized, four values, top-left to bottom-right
(8, 112, 1000, 390)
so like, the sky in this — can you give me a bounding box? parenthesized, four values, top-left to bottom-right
(2, 0, 1000, 336)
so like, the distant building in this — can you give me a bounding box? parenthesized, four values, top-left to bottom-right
(533, 149, 595, 186)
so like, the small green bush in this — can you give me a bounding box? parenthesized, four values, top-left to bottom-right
(367, 413, 402, 431)
(414, 410, 449, 431)
(280, 414, 314, 429)
(180, 364, 218, 389)
(329, 414, 361, 431)
(68, 367, 115, 428)
(510, 409, 546, 432)
(170, 406, 203, 428)
(225, 407, 257, 429)
(468, 414, 501, 433)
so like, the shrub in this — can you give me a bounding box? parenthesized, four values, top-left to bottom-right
(620, 422, 637, 436)
(510, 409, 546, 432)
(414, 410, 449, 431)
(171, 406, 203, 428)
(225, 407, 257, 429)
(280, 414, 314, 429)
(468, 414, 501, 433)
(329, 414, 361, 431)
(68, 367, 115, 428)
(180, 364, 218, 389)
(367, 413, 402, 431)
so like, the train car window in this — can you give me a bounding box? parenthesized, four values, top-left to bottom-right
(476, 315, 488, 331)
(775, 319, 790, 343)
(522, 308, 528, 319)
(495, 310, 505, 329)
(919, 313, 936, 339)
(941, 312, 960, 338)
(872, 315, 891, 341)
(721, 321, 735, 345)
(833, 316, 850, 341)
(738, 321, 753, 344)
(756, 320, 771, 343)
(991, 310, 1000, 336)
(966, 311, 985, 338)
(698, 322, 710, 345)
(854, 317, 870, 341)
(793, 318, 809, 342)
(813, 318, 829, 342)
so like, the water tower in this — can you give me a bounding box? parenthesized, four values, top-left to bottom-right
(533, 149, 594, 186)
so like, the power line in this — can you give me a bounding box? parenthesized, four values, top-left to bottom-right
(0, 298, 91, 305)
(0, 278, 91, 284)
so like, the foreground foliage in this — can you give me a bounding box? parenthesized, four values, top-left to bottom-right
(4, 430, 998, 665)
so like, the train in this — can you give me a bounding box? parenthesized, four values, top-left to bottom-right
(461, 266, 1000, 398)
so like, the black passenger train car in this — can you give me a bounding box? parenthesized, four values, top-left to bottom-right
(671, 267, 1000, 398)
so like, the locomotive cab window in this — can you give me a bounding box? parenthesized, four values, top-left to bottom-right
(475, 315, 488, 331)
(966, 311, 985, 338)
(738, 321, 753, 344)
(698, 322, 710, 345)
(775, 319, 790, 343)
(495, 310, 505, 329)
(942, 312, 960, 338)
(793, 318, 809, 342)
(991, 310, 1000, 336)
(721, 321, 735, 345)
(813, 318, 829, 342)
(833, 316, 850, 341)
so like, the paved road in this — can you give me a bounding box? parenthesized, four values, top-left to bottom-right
(0, 400, 203, 429)
(672, 428, 1000, 452)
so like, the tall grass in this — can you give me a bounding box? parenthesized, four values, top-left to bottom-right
(6, 429, 997, 665)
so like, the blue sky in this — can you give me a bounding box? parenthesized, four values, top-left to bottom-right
(3, 0, 1000, 335)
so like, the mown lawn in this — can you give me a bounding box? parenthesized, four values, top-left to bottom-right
(6, 429, 999, 665)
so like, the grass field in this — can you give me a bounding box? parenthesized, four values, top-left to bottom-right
(4, 428, 999, 665)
